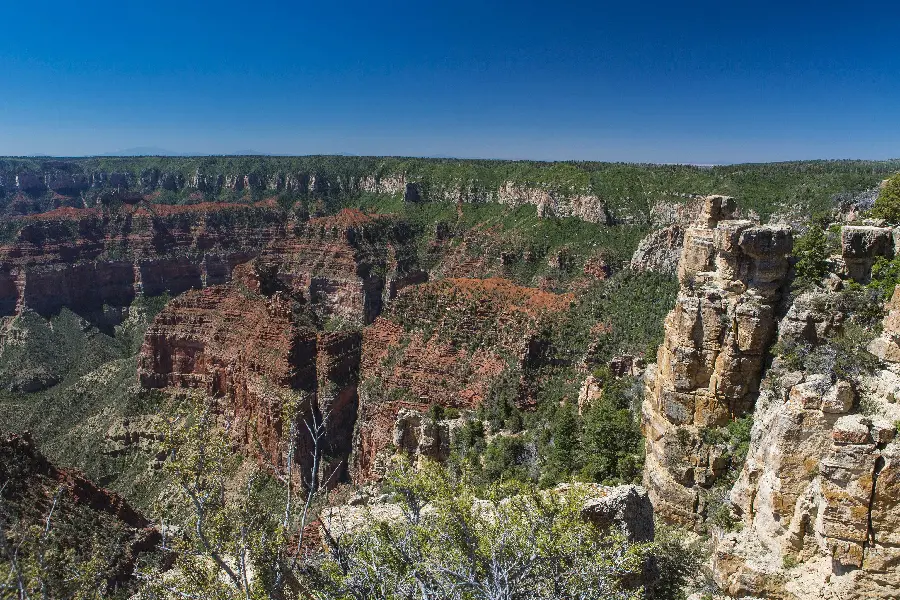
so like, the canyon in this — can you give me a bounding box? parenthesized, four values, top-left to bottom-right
(2, 158, 900, 598)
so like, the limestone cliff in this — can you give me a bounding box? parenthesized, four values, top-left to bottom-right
(642, 195, 792, 527)
(644, 201, 900, 597)
(0, 160, 611, 224)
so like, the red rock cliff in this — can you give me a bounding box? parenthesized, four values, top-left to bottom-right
(352, 277, 573, 481)
(0, 202, 286, 318)
(138, 262, 361, 483)
(0, 205, 423, 329)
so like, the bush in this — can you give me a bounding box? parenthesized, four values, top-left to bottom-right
(482, 435, 532, 483)
(792, 224, 829, 288)
(579, 395, 644, 485)
(303, 462, 662, 600)
(871, 174, 900, 223)
(870, 255, 900, 300)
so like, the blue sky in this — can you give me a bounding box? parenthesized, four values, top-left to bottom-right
(0, 0, 897, 163)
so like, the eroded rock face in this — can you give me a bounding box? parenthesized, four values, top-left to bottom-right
(630, 225, 684, 275)
(351, 278, 573, 481)
(710, 289, 900, 599)
(841, 225, 894, 283)
(712, 375, 900, 599)
(0, 203, 287, 319)
(257, 209, 425, 326)
(641, 196, 792, 528)
(0, 206, 422, 331)
(869, 285, 900, 363)
(138, 263, 362, 483)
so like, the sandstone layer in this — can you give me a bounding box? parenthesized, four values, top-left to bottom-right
(711, 289, 900, 600)
(138, 262, 362, 483)
(642, 195, 793, 527)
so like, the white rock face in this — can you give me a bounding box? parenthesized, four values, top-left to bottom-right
(710, 293, 900, 599)
(641, 196, 792, 529)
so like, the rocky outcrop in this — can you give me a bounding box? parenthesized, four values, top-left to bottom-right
(632, 197, 757, 275)
(138, 262, 362, 483)
(641, 196, 792, 527)
(630, 224, 684, 275)
(712, 365, 900, 598)
(705, 272, 900, 597)
(570, 483, 655, 543)
(840, 225, 894, 283)
(352, 278, 573, 480)
(320, 482, 654, 544)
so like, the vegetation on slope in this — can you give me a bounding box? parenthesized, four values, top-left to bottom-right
(0, 295, 171, 508)
(3, 155, 898, 223)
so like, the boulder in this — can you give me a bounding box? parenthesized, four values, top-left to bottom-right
(578, 484, 655, 543)
(841, 226, 894, 282)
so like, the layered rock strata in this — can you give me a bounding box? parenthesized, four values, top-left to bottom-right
(138, 263, 361, 482)
(0, 206, 422, 330)
(351, 277, 573, 481)
(0, 203, 286, 319)
(257, 208, 425, 326)
(0, 160, 611, 223)
(641, 196, 793, 527)
(711, 287, 900, 599)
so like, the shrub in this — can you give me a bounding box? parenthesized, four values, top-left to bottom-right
(579, 395, 644, 485)
(870, 255, 900, 300)
(792, 224, 829, 288)
(303, 462, 661, 600)
(871, 174, 900, 223)
(426, 403, 445, 421)
(482, 435, 531, 483)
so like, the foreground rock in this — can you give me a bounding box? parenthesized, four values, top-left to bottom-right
(320, 483, 654, 544)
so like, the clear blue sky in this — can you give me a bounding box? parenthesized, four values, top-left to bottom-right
(0, 0, 897, 163)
